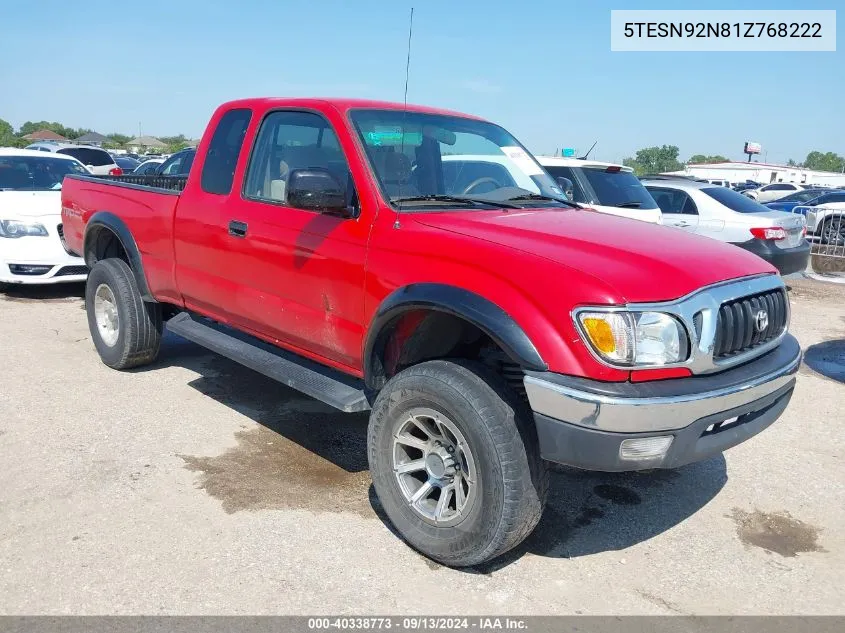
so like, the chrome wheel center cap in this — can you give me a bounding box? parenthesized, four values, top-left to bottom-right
(426, 444, 456, 480)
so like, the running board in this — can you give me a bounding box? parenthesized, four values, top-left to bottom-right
(166, 312, 370, 412)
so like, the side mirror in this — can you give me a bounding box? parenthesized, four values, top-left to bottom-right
(287, 168, 351, 216)
(556, 176, 574, 200)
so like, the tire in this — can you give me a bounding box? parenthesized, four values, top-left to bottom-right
(85, 258, 162, 369)
(819, 216, 845, 246)
(368, 359, 548, 567)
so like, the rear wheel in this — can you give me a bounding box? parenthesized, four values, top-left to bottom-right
(86, 258, 162, 369)
(368, 359, 547, 567)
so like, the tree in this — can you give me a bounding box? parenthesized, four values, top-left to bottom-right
(787, 158, 799, 167)
(622, 145, 683, 176)
(160, 135, 188, 153)
(107, 133, 130, 146)
(802, 151, 845, 173)
(16, 120, 91, 140)
(688, 154, 728, 164)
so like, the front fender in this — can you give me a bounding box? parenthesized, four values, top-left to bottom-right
(363, 283, 547, 389)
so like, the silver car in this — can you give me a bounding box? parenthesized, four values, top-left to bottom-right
(643, 177, 810, 275)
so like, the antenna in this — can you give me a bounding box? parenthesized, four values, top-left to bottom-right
(578, 140, 597, 160)
(403, 7, 414, 109)
(395, 7, 414, 228)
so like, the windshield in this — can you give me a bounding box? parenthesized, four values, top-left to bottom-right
(0, 155, 88, 191)
(701, 186, 774, 213)
(349, 109, 566, 210)
(776, 189, 825, 203)
(544, 165, 658, 210)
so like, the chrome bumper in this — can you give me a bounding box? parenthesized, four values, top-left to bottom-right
(523, 335, 801, 471)
(524, 334, 801, 433)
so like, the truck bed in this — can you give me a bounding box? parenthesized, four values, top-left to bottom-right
(93, 174, 188, 193)
(61, 173, 186, 302)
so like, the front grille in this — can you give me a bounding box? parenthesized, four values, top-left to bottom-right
(713, 288, 787, 359)
(54, 265, 89, 277)
(56, 224, 76, 255)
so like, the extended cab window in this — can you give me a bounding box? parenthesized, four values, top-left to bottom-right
(201, 108, 252, 194)
(244, 111, 351, 206)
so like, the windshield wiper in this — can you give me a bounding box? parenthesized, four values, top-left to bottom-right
(615, 201, 643, 208)
(504, 193, 579, 208)
(392, 195, 521, 209)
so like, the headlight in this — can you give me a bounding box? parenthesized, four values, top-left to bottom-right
(577, 310, 689, 366)
(0, 220, 49, 238)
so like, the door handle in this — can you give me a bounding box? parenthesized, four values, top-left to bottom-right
(676, 221, 690, 227)
(228, 220, 248, 237)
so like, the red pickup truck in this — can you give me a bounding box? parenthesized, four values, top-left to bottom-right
(62, 98, 801, 567)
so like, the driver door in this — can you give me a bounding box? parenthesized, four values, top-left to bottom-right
(212, 110, 368, 370)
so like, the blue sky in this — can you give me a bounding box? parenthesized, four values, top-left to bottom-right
(1, 0, 841, 164)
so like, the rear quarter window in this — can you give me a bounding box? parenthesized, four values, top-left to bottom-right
(701, 186, 773, 213)
(57, 147, 114, 167)
(580, 167, 658, 210)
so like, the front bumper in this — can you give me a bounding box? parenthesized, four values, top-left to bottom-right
(733, 239, 810, 276)
(0, 228, 87, 285)
(524, 334, 801, 471)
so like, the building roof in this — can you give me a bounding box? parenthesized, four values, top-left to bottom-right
(22, 129, 67, 141)
(127, 135, 167, 148)
(75, 131, 108, 144)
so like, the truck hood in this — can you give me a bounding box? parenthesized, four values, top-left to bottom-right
(412, 208, 776, 303)
(0, 191, 61, 218)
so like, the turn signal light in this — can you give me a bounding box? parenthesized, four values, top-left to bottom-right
(750, 227, 787, 240)
(582, 317, 617, 354)
(109, 167, 123, 176)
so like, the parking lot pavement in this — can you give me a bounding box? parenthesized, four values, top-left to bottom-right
(0, 278, 843, 615)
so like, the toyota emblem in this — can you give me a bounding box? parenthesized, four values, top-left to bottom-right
(755, 310, 769, 333)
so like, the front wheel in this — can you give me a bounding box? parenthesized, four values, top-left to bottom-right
(368, 360, 547, 567)
(86, 258, 162, 369)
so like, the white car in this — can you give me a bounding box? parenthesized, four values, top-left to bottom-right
(744, 182, 810, 203)
(536, 156, 662, 223)
(0, 148, 90, 287)
(643, 177, 810, 275)
(25, 142, 122, 176)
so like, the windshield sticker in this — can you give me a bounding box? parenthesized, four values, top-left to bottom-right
(365, 127, 423, 147)
(501, 146, 544, 176)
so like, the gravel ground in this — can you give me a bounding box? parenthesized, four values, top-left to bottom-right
(0, 276, 843, 615)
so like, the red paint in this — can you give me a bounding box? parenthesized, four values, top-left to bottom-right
(630, 367, 693, 382)
(61, 97, 779, 383)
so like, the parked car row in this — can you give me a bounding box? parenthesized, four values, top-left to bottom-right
(643, 177, 809, 275)
(0, 148, 90, 287)
(25, 141, 123, 176)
